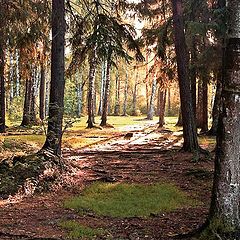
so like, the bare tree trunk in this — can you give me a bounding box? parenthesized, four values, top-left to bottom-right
(76, 68, 84, 117)
(39, 62, 46, 121)
(208, 70, 222, 135)
(15, 49, 20, 97)
(208, 1, 240, 236)
(42, 0, 65, 155)
(158, 88, 167, 128)
(132, 69, 139, 116)
(167, 88, 171, 116)
(0, 44, 5, 133)
(21, 78, 32, 126)
(100, 51, 111, 127)
(98, 60, 106, 116)
(114, 68, 120, 116)
(123, 64, 129, 116)
(87, 48, 97, 128)
(147, 76, 157, 120)
(171, 0, 199, 152)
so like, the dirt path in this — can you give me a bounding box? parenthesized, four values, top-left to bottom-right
(0, 125, 214, 240)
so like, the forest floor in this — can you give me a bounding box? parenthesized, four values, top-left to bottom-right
(0, 117, 215, 240)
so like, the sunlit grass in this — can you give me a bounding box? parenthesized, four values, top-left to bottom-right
(63, 182, 196, 218)
(59, 220, 104, 239)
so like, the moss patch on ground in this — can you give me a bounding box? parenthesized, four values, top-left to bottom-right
(64, 182, 196, 218)
(59, 220, 104, 239)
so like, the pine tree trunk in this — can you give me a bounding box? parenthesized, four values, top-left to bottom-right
(21, 78, 32, 126)
(100, 52, 111, 127)
(123, 64, 129, 116)
(42, 0, 65, 155)
(76, 69, 84, 117)
(158, 88, 166, 127)
(147, 77, 157, 120)
(98, 60, 106, 116)
(201, 75, 208, 132)
(15, 49, 20, 97)
(114, 68, 120, 116)
(208, 1, 240, 234)
(9, 50, 14, 103)
(208, 70, 222, 135)
(0, 44, 5, 133)
(132, 70, 138, 116)
(87, 48, 97, 128)
(39, 62, 46, 121)
(171, 0, 199, 152)
(167, 88, 171, 116)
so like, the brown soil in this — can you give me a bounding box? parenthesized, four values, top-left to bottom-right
(0, 126, 215, 240)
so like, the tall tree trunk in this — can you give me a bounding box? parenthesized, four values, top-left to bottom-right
(123, 64, 129, 116)
(76, 68, 84, 118)
(100, 52, 111, 127)
(208, 1, 240, 236)
(21, 78, 32, 126)
(42, 0, 65, 155)
(39, 62, 46, 121)
(0, 44, 5, 133)
(132, 69, 139, 116)
(176, 107, 183, 126)
(158, 88, 167, 128)
(208, 70, 222, 135)
(145, 50, 150, 112)
(9, 50, 14, 103)
(87, 48, 97, 128)
(171, 0, 199, 152)
(167, 88, 171, 116)
(201, 75, 208, 132)
(114, 68, 120, 116)
(147, 76, 157, 120)
(15, 49, 20, 97)
(98, 60, 106, 116)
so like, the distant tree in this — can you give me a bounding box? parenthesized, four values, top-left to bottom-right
(42, 0, 65, 155)
(171, 0, 200, 152)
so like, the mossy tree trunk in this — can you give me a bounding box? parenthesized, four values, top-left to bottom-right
(42, 0, 65, 155)
(208, 1, 240, 237)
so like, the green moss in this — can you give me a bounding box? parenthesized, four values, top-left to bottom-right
(59, 220, 104, 239)
(63, 182, 197, 218)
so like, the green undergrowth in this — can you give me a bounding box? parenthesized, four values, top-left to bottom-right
(63, 182, 196, 218)
(59, 220, 104, 239)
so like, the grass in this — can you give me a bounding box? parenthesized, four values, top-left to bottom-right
(59, 220, 104, 239)
(63, 182, 196, 218)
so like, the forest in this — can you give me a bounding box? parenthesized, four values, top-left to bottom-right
(0, 0, 240, 239)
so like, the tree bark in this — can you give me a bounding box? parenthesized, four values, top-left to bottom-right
(171, 0, 199, 151)
(158, 88, 166, 127)
(0, 44, 5, 133)
(98, 60, 106, 116)
(42, 0, 65, 155)
(147, 76, 157, 120)
(87, 48, 97, 128)
(208, 70, 222, 135)
(208, 0, 240, 237)
(100, 51, 111, 126)
(114, 67, 120, 116)
(39, 62, 46, 121)
(123, 64, 129, 116)
(21, 78, 32, 126)
(132, 69, 139, 116)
